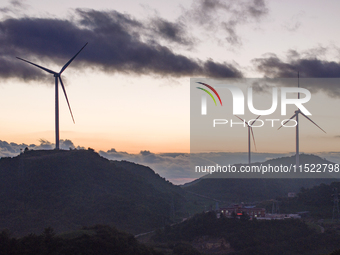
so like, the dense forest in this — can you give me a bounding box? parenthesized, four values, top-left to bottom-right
(0, 225, 163, 255)
(263, 181, 340, 219)
(1, 219, 340, 255)
(152, 212, 340, 255)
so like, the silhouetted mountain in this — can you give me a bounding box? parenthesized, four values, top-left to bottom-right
(183, 154, 337, 202)
(0, 149, 184, 236)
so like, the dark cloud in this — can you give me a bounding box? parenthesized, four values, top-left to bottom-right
(0, 9, 242, 82)
(282, 11, 304, 32)
(253, 55, 340, 78)
(149, 18, 194, 46)
(140, 150, 152, 156)
(301, 46, 328, 59)
(247, 0, 268, 18)
(252, 51, 340, 97)
(253, 46, 339, 78)
(253, 54, 297, 78)
(183, 0, 268, 46)
(221, 20, 241, 45)
(9, 0, 23, 8)
(283, 21, 301, 32)
(203, 60, 242, 78)
(0, 0, 26, 14)
(251, 81, 271, 93)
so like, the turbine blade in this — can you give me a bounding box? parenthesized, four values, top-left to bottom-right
(59, 77, 75, 124)
(300, 112, 326, 133)
(235, 115, 249, 127)
(16, 57, 57, 75)
(250, 115, 261, 126)
(278, 113, 297, 130)
(59, 42, 88, 74)
(250, 127, 257, 151)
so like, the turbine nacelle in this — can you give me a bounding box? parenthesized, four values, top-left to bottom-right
(278, 72, 326, 168)
(278, 109, 326, 133)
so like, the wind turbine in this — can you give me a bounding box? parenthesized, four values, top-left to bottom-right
(278, 72, 326, 168)
(17, 43, 88, 150)
(235, 115, 261, 164)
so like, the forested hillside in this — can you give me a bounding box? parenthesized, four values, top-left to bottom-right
(0, 149, 185, 236)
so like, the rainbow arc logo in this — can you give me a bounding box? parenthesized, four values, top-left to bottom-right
(196, 82, 222, 106)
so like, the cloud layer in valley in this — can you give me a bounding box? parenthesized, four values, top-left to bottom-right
(1, 139, 340, 185)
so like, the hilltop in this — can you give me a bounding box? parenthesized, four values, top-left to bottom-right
(0, 149, 185, 236)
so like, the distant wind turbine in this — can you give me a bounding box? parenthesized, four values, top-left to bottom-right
(17, 43, 88, 149)
(278, 72, 326, 168)
(235, 115, 261, 164)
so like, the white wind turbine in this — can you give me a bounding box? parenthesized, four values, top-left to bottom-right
(278, 72, 326, 168)
(17, 43, 88, 149)
(235, 115, 261, 164)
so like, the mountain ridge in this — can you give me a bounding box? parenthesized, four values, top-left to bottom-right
(0, 149, 185, 236)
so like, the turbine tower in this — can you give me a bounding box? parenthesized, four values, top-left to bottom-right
(332, 187, 340, 222)
(17, 43, 88, 149)
(278, 72, 326, 168)
(235, 115, 261, 164)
